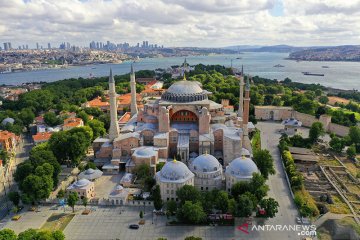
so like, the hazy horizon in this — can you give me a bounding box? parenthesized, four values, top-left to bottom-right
(1, 0, 360, 48)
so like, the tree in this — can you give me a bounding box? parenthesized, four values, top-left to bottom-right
(82, 197, 88, 210)
(227, 198, 236, 215)
(176, 185, 201, 204)
(249, 173, 269, 201)
(318, 96, 329, 104)
(347, 144, 357, 159)
(309, 122, 325, 143)
(153, 185, 163, 210)
(213, 190, 229, 213)
(29, 145, 61, 186)
(329, 136, 345, 153)
(236, 194, 254, 217)
(77, 111, 89, 125)
(0, 150, 9, 166)
(88, 119, 106, 140)
(253, 149, 275, 179)
(184, 237, 202, 240)
(44, 112, 61, 127)
(177, 201, 206, 224)
(19, 108, 35, 127)
(8, 191, 20, 206)
(258, 198, 279, 218)
(51, 230, 65, 240)
(139, 210, 144, 218)
(134, 163, 151, 179)
(0, 229, 17, 240)
(85, 162, 97, 170)
(17, 229, 38, 240)
(21, 163, 54, 204)
(231, 181, 250, 199)
(156, 162, 165, 171)
(57, 189, 65, 199)
(166, 200, 177, 216)
(348, 126, 360, 147)
(67, 192, 79, 213)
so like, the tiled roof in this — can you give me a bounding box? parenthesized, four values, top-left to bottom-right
(32, 132, 52, 142)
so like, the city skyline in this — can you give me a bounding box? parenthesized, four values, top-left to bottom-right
(1, 0, 360, 48)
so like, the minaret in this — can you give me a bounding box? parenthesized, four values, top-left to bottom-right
(238, 65, 244, 118)
(108, 69, 120, 141)
(130, 64, 138, 117)
(243, 75, 252, 152)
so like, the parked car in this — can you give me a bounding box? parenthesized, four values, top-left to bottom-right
(129, 224, 139, 229)
(296, 217, 302, 224)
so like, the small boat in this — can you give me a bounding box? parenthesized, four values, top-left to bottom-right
(302, 72, 324, 76)
(321, 66, 329, 68)
(236, 57, 242, 59)
(91, 67, 96, 69)
(274, 64, 285, 67)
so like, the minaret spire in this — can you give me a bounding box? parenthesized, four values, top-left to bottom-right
(238, 65, 245, 118)
(130, 64, 138, 117)
(108, 68, 120, 141)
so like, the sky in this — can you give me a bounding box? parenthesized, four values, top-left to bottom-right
(1, 0, 360, 48)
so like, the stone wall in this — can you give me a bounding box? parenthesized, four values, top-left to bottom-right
(255, 106, 350, 137)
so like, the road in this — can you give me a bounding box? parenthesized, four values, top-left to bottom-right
(0, 134, 32, 219)
(254, 121, 303, 240)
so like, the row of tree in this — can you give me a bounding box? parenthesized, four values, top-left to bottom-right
(0, 228, 64, 240)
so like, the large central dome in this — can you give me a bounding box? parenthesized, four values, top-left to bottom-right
(161, 80, 210, 102)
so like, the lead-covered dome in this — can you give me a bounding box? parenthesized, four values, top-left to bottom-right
(225, 157, 259, 180)
(189, 154, 221, 173)
(156, 159, 194, 182)
(161, 80, 210, 102)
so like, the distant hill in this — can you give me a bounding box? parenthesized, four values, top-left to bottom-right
(224, 44, 311, 53)
(288, 45, 360, 62)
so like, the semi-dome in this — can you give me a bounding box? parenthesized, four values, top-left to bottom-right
(190, 154, 221, 173)
(225, 157, 259, 179)
(161, 80, 210, 102)
(157, 159, 194, 182)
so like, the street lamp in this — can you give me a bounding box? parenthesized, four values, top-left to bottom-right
(143, 201, 146, 214)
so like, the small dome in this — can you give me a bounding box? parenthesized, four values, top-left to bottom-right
(190, 154, 221, 173)
(85, 168, 95, 174)
(225, 157, 259, 179)
(1, 117, 14, 126)
(115, 185, 124, 191)
(158, 160, 194, 182)
(75, 179, 91, 187)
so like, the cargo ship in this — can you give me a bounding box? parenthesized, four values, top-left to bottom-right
(302, 72, 324, 76)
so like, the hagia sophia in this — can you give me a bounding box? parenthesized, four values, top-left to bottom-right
(93, 64, 259, 201)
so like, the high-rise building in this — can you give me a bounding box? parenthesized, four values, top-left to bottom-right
(3, 43, 8, 51)
(96, 42, 100, 49)
(48, 43, 51, 49)
(8, 42, 12, 50)
(66, 42, 71, 50)
(22, 45, 25, 49)
(26, 44, 29, 49)
(36, 42, 39, 49)
(90, 41, 96, 49)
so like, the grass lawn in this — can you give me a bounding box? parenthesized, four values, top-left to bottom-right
(41, 213, 75, 231)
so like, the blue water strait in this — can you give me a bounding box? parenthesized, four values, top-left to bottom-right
(1, 52, 359, 90)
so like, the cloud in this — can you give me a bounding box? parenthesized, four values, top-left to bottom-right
(0, 0, 359, 48)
